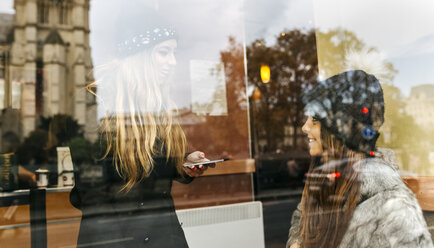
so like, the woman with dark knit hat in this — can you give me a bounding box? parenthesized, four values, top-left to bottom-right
(287, 70, 433, 248)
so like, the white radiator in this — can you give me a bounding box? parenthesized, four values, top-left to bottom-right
(176, 201, 265, 248)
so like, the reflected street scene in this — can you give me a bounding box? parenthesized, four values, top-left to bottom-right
(1, 0, 434, 247)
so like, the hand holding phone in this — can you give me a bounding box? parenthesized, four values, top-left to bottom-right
(182, 151, 228, 177)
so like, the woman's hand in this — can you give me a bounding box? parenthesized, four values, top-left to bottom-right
(182, 151, 215, 177)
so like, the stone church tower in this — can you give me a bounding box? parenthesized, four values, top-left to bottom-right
(7, 0, 97, 141)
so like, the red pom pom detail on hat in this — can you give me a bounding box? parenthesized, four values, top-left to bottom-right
(369, 151, 375, 156)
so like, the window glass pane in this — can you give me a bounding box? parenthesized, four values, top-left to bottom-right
(0, 0, 433, 247)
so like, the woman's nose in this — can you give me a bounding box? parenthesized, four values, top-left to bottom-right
(302, 121, 310, 134)
(168, 53, 176, 66)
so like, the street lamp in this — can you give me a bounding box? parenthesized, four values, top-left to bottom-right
(260, 64, 270, 83)
(253, 88, 261, 101)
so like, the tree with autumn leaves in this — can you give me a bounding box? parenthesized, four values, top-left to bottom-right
(247, 29, 318, 155)
(246, 27, 427, 168)
(187, 28, 429, 173)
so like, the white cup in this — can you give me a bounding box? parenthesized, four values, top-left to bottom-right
(35, 169, 49, 188)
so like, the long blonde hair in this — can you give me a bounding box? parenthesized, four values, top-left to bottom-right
(87, 47, 186, 192)
(299, 126, 365, 248)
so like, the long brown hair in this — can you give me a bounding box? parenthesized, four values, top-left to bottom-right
(299, 126, 365, 248)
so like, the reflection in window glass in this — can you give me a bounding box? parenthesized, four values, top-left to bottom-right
(0, 0, 433, 247)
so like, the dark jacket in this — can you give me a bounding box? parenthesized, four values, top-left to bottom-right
(70, 156, 193, 248)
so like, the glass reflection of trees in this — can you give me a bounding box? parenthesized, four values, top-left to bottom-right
(247, 29, 318, 155)
(247, 28, 432, 175)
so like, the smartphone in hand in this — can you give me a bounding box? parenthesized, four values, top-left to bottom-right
(183, 158, 229, 168)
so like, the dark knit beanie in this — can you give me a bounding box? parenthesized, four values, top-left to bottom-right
(303, 70, 385, 155)
(116, 27, 177, 58)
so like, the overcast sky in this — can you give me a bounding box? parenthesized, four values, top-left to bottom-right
(1, 0, 434, 96)
(0, 1, 13, 14)
(245, 0, 434, 96)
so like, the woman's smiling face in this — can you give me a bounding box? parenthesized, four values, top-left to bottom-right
(302, 116, 323, 156)
(152, 39, 177, 83)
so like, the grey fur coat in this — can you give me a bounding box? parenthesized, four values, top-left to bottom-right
(287, 149, 433, 248)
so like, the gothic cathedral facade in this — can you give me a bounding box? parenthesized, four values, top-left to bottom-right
(5, 0, 97, 143)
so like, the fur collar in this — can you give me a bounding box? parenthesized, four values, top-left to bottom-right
(357, 148, 403, 201)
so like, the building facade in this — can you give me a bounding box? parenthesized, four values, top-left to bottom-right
(406, 84, 434, 129)
(1, 0, 97, 148)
